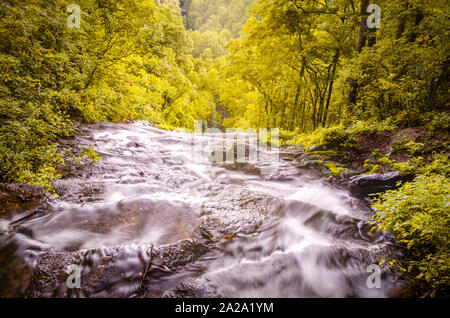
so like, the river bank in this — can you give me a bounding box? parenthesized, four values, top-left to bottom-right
(284, 117, 449, 297)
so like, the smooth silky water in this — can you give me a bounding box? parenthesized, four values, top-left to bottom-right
(0, 122, 399, 297)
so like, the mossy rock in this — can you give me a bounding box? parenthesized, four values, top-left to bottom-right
(321, 162, 346, 177)
(363, 162, 380, 175)
(309, 150, 343, 161)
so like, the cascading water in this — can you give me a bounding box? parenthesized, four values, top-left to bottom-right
(0, 122, 400, 298)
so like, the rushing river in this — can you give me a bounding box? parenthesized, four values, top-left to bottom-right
(0, 122, 400, 298)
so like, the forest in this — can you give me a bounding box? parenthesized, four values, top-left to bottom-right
(0, 0, 448, 298)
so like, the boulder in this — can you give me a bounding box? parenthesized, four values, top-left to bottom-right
(23, 239, 211, 298)
(348, 172, 415, 199)
(209, 142, 255, 164)
(217, 162, 261, 175)
(390, 280, 417, 298)
(0, 184, 50, 219)
(308, 145, 327, 152)
(391, 127, 427, 145)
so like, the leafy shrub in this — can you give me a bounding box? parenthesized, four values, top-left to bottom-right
(0, 100, 74, 191)
(388, 112, 450, 135)
(288, 125, 358, 151)
(321, 126, 353, 148)
(81, 147, 102, 165)
(403, 140, 425, 155)
(420, 154, 449, 176)
(348, 120, 397, 136)
(363, 159, 380, 174)
(323, 162, 345, 177)
(424, 112, 450, 136)
(279, 129, 299, 145)
(376, 154, 423, 175)
(388, 110, 424, 128)
(372, 173, 450, 290)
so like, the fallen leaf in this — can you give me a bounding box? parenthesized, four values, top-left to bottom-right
(223, 235, 233, 241)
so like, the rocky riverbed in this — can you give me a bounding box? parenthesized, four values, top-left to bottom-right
(0, 122, 416, 298)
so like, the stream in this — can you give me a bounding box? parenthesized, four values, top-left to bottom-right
(0, 122, 401, 298)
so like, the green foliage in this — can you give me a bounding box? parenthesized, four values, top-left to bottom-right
(376, 154, 422, 175)
(372, 172, 450, 289)
(363, 160, 380, 174)
(323, 162, 345, 177)
(0, 0, 447, 295)
(183, 0, 257, 37)
(211, 0, 448, 138)
(392, 160, 422, 175)
(288, 125, 358, 151)
(0, 0, 221, 190)
(419, 154, 450, 177)
(81, 146, 102, 165)
(395, 140, 425, 155)
(377, 152, 449, 177)
(347, 120, 397, 136)
(350, 0, 449, 121)
(423, 112, 450, 136)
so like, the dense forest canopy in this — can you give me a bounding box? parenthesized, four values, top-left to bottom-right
(219, 0, 449, 131)
(0, 0, 448, 293)
(182, 0, 257, 36)
(0, 0, 219, 188)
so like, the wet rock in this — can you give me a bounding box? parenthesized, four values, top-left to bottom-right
(52, 180, 104, 203)
(26, 239, 212, 298)
(216, 162, 261, 175)
(390, 280, 416, 298)
(164, 247, 393, 298)
(198, 185, 281, 241)
(0, 234, 44, 297)
(294, 152, 322, 169)
(348, 172, 415, 199)
(126, 141, 143, 148)
(19, 196, 200, 251)
(209, 142, 256, 164)
(0, 184, 50, 219)
(392, 127, 427, 145)
(309, 145, 327, 152)
(163, 276, 219, 298)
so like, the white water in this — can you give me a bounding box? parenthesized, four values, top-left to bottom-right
(0, 122, 398, 297)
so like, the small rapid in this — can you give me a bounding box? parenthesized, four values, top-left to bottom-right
(0, 122, 400, 297)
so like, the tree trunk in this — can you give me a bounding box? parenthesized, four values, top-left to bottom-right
(347, 0, 370, 108)
(368, 27, 377, 47)
(291, 85, 301, 130)
(409, 10, 424, 42)
(323, 51, 340, 127)
(311, 86, 318, 131)
(396, 2, 408, 40)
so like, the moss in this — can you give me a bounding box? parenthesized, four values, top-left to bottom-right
(323, 162, 345, 177)
(363, 163, 380, 175)
(376, 155, 421, 175)
(363, 159, 380, 174)
(340, 136, 360, 151)
(309, 150, 338, 156)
